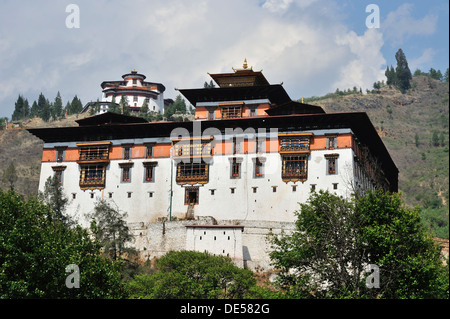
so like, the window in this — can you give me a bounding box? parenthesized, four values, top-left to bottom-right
(132, 79, 137, 85)
(311, 184, 316, 191)
(176, 161, 209, 185)
(210, 189, 215, 195)
(148, 192, 154, 198)
(143, 162, 157, 182)
(272, 186, 277, 192)
(230, 157, 242, 178)
(232, 137, 241, 155)
(255, 137, 264, 154)
(208, 110, 215, 120)
(78, 145, 109, 161)
(222, 106, 242, 119)
(292, 185, 297, 192)
(326, 135, 337, 150)
(325, 154, 339, 175)
(328, 157, 337, 174)
(119, 163, 133, 183)
(56, 147, 66, 162)
(72, 193, 76, 199)
(127, 192, 132, 198)
(109, 192, 113, 198)
(282, 155, 307, 182)
(145, 144, 154, 159)
(252, 187, 257, 193)
(79, 164, 106, 188)
(123, 147, 131, 159)
(52, 166, 66, 184)
(333, 183, 338, 190)
(249, 108, 256, 117)
(254, 157, 264, 178)
(279, 136, 311, 153)
(230, 188, 235, 194)
(90, 193, 94, 199)
(122, 167, 130, 182)
(173, 139, 212, 159)
(133, 95, 138, 102)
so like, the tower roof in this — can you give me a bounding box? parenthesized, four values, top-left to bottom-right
(208, 59, 270, 88)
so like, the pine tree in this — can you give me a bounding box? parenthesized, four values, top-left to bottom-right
(2, 162, 18, 191)
(395, 49, 412, 93)
(52, 91, 63, 119)
(11, 95, 24, 121)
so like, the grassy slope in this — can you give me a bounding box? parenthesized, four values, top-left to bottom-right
(305, 76, 449, 237)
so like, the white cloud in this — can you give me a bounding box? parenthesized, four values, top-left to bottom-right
(0, 0, 415, 117)
(382, 3, 438, 46)
(409, 48, 436, 71)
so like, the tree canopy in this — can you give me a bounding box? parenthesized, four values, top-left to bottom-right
(269, 189, 448, 299)
(127, 250, 256, 299)
(0, 190, 125, 298)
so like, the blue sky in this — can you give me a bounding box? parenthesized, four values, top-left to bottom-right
(0, 0, 448, 119)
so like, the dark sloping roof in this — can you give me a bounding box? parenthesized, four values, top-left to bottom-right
(265, 101, 325, 115)
(75, 112, 148, 126)
(178, 85, 291, 106)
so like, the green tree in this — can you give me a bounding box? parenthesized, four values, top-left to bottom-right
(39, 175, 71, 227)
(444, 68, 449, 83)
(52, 91, 63, 119)
(269, 190, 448, 299)
(385, 65, 397, 86)
(89, 200, 134, 261)
(127, 250, 256, 299)
(429, 68, 443, 81)
(395, 48, 412, 93)
(2, 162, 18, 191)
(11, 95, 29, 121)
(164, 95, 187, 121)
(0, 190, 126, 298)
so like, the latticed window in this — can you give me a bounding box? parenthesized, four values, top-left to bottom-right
(231, 158, 241, 178)
(222, 106, 242, 119)
(176, 161, 209, 184)
(79, 165, 106, 188)
(79, 146, 109, 161)
(282, 155, 308, 182)
(325, 154, 339, 175)
(279, 137, 310, 152)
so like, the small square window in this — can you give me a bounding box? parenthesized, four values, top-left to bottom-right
(333, 183, 338, 190)
(252, 187, 257, 193)
(311, 184, 316, 191)
(109, 192, 113, 198)
(292, 185, 297, 192)
(72, 193, 76, 199)
(230, 188, 235, 194)
(272, 186, 277, 193)
(210, 189, 215, 195)
(90, 193, 94, 199)
(128, 192, 132, 198)
(149, 192, 154, 198)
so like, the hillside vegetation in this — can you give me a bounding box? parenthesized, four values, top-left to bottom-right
(0, 76, 448, 238)
(305, 75, 449, 237)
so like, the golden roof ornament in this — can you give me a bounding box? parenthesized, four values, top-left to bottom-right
(232, 58, 253, 72)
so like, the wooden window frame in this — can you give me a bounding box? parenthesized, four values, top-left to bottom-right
(281, 155, 308, 182)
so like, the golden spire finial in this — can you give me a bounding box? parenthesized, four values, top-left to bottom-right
(301, 97, 304, 103)
(243, 58, 248, 69)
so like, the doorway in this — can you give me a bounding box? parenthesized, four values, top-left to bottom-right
(184, 187, 199, 205)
